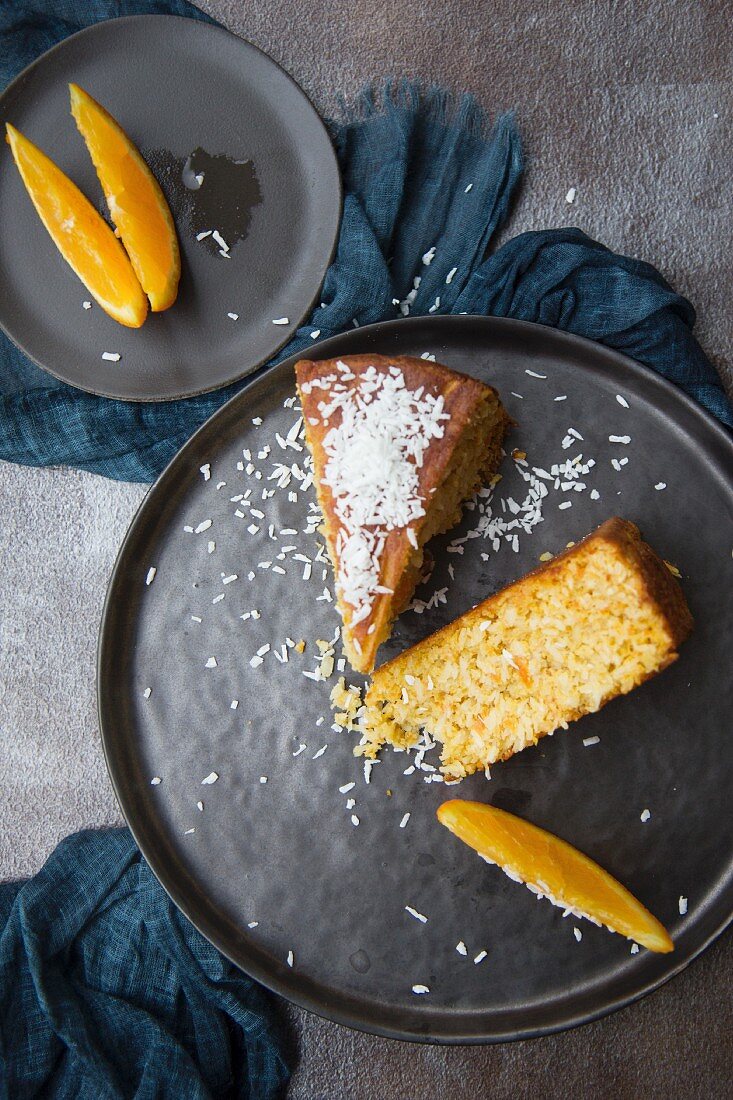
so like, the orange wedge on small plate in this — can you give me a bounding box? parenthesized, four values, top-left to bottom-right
(69, 82, 180, 312)
(438, 800, 673, 953)
(5, 123, 148, 328)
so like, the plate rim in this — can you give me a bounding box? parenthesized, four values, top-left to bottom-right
(97, 314, 733, 1043)
(0, 13, 343, 402)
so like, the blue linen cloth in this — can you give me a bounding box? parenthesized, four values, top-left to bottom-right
(1, 5, 730, 484)
(0, 828, 291, 1100)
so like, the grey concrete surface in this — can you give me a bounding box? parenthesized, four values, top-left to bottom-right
(1, 1, 731, 1097)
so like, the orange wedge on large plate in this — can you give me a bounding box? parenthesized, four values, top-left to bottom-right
(438, 800, 673, 953)
(69, 83, 180, 312)
(5, 123, 148, 328)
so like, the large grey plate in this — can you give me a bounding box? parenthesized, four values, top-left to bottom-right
(0, 15, 341, 400)
(98, 316, 733, 1042)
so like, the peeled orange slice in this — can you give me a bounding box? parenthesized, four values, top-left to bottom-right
(438, 800, 673, 953)
(5, 123, 148, 328)
(69, 83, 180, 312)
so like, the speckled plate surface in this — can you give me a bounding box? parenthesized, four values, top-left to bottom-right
(0, 15, 341, 400)
(98, 316, 733, 1042)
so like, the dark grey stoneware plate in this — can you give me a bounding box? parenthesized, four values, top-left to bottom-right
(0, 15, 341, 401)
(99, 316, 733, 1042)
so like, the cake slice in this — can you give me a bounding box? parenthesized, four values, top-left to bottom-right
(295, 354, 511, 673)
(359, 518, 693, 776)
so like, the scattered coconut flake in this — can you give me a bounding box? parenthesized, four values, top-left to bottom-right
(292, 743, 306, 757)
(616, 394, 629, 408)
(405, 905, 428, 923)
(286, 950, 294, 967)
(205, 656, 217, 669)
(197, 801, 204, 811)
(184, 828, 195, 835)
(102, 351, 121, 362)
(456, 941, 467, 956)
(195, 519, 212, 533)
(211, 230, 229, 252)
(630, 942, 640, 954)
(230, 699, 239, 710)
(200, 463, 211, 481)
(83, 300, 92, 310)
(679, 896, 688, 915)
(582, 735, 600, 747)
(227, 312, 239, 321)
(422, 246, 436, 265)
(473, 950, 488, 964)
(558, 501, 572, 510)
(201, 772, 219, 785)
(143, 687, 152, 699)
(150, 777, 162, 786)
(145, 566, 157, 586)
(640, 808, 651, 822)
(573, 927, 582, 942)
(272, 317, 289, 325)
(399, 812, 411, 829)
(339, 782, 355, 794)
(259, 776, 268, 784)
(655, 482, 667, 491)
(525, 369, 547, 379)
(446, 266, 458, 284)
(310, 329, 321, 339)
(196, 230, 212, 241)
(464, 183, 473, 193)
(252, 417, 262, 425)
(350, 814, 360, 827)
(312, 745, 327, 759)
(565, 187, 577, 204)
(609, 435, 631, 444)
(248, 920, 259, 928)
(412, 984, 429, 994)
(554, 395, 567, 402)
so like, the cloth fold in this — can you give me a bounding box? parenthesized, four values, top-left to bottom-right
(0, 828, 290, 1100)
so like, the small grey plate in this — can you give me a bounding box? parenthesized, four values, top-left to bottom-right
(0, 15, 341, 401)
(99, 317, 733, 1042)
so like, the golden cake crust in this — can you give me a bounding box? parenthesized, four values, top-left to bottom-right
(295, 353, 511, 672)
(371, 517, 693, 679)
(361, 517, 694, 775)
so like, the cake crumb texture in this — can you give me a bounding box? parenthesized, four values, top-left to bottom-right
(360, 518, 693, 777)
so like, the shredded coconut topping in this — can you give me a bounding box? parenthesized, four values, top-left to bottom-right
(312, 362, 449, 621)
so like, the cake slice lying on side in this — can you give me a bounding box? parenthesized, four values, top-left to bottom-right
(295, 354, 511, 673)
(359, 518, 693, 776)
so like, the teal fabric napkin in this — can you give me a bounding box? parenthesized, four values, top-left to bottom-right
(0, 829, 291, 1100)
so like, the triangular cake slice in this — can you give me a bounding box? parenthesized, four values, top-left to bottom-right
(358, 518, 693, 776)
(295, 353, 511, 673)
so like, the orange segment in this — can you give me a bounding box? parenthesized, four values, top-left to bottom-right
(5, 123, 147, 328)
(437, 800, 673, 953)
(69, 83, 180, 311)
